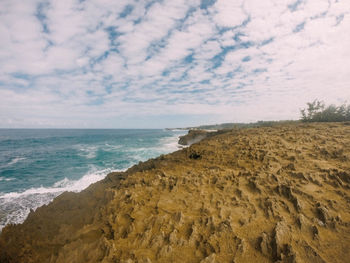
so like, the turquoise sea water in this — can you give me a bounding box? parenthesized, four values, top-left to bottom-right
(0, 129, 186, 230)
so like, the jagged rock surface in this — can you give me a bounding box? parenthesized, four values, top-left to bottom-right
(1, 123, 350, 263)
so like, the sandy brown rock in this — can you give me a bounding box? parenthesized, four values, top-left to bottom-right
(1, 123, 350, 263)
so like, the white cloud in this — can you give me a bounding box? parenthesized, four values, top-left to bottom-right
(0, 0, 350, 128)
(212, 0, 247, 28)
(117, 0, 193, 66)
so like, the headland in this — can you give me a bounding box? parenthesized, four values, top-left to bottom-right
(1, 123, 350, 262)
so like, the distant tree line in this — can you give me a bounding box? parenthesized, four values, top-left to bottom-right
(191, 120, 297, 130)
(300, 100, 350, 122)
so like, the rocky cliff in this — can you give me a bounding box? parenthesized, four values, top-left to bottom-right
(178, 130, 211, 146)
(1, 123, 350, 263)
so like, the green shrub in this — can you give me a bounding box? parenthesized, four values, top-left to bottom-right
(300, 100, 350, 122)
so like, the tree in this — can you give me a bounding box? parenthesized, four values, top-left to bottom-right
(300, 100, 325, 122)
(300, 100, 350, 122)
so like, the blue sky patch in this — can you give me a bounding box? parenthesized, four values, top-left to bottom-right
(119, 5, 134, 18)
(293, 21, 306, 33)
(288, 0, 303, 12)
(35, 2, 50, 33)
(242, 56, 251, 62)
(200, 0, 216, 10)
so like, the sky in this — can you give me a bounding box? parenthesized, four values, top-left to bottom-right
(0, 0, 350, 128)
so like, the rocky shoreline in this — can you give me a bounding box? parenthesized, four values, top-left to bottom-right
(178, 130, 212, 146)
(1, 123, 350, 262)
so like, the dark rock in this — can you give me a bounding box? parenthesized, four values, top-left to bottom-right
(179, 130, 211, 146)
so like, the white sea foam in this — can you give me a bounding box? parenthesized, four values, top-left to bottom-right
(104, 143, 122, 152)
(0, 177, 15, 182)
(0, 167, 117, 231)
(77, 145, 98, 159)
(7, 157, 26, 166)
(156, 133, 186, 152)
(126, 133, 184, 162)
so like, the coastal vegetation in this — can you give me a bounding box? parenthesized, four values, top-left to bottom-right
(300, 100, 350, 122)
(171, 101, 350, 132)
(191, 120, 297, 130)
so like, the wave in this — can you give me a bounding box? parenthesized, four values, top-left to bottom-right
(125, 133, 184, 163)
(6, 157, 27, 167)
(0, 167, 118, 231)
(148, 132, 186, 154)
(104, 143, 122, 151)
(0, 131, 185, 231)
(77, 145, 98, 159)
(0, 177, 15, 182)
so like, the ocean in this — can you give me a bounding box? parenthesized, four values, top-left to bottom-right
(0, 129, 186, 230)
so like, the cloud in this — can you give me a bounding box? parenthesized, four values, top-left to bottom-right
(211, 0, 247, 28)
(0, 0, 349, 128)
